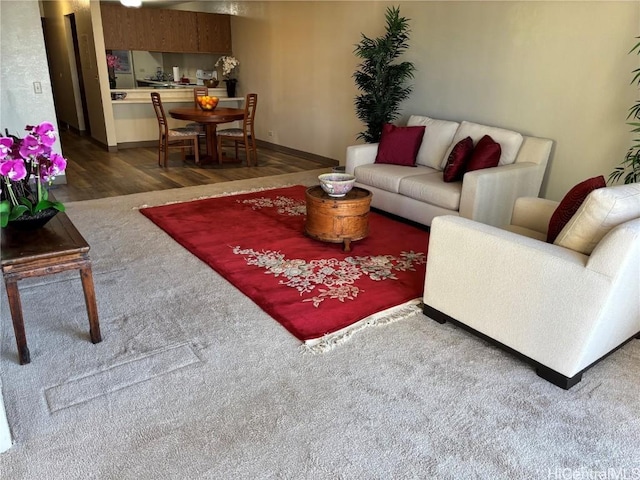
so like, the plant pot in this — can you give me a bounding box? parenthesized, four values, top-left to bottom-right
(225, 79, 237, 98)
(7, 208, 59, 231)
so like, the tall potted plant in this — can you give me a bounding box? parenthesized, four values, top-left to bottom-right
(610, 37, 640, 184)
(353, 6, 415, 143)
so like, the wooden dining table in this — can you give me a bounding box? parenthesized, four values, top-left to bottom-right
(168, 106, 245, 165)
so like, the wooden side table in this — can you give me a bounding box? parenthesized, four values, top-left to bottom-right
(304, 185, 372, 252)
(1, 212, 102, 365)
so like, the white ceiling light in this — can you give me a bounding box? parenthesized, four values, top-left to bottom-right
(120, 0, 142, 7)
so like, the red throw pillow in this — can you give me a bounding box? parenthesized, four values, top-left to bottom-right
(465, 135, 501, 173)
(546, 175, 607, 243)
(443, 136, 474, 182)
(374, 123, 426, 166)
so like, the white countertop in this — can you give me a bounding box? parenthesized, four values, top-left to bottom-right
(110, 87, 243, 104)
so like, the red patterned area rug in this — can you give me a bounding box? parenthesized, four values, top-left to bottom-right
(140, 185, 429, 352)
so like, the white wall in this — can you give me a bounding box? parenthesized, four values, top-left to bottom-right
(0, 1, 59, 143)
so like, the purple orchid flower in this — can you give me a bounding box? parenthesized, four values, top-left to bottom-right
(34, 122, 57, 147)
(19, 134, 45, 160)
(40, 152, 67, 182)
(0, 137, 14, 160)
(0, 158, 27, 182)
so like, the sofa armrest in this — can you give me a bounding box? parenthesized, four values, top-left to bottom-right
(423, 215, 614, 376)
(345, 143, 379, 175)
(510, 197, 558, 234)
(459, 162, 545, 227)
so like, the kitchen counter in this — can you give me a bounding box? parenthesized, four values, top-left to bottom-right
(110, 87, 240, 104)
(109, 88, 244, 148)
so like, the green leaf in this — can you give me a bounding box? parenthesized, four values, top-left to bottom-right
(8, 205, 29, 221)
(34, 199, 65, 213)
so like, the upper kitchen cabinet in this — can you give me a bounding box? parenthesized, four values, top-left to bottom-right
(101, 3, 137, 50)
(100, 3, 231, 54)
(196, 13, 232, 54)
(163, 10, 199, 53)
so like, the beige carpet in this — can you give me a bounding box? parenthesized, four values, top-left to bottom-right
(1, 170, 639, 479)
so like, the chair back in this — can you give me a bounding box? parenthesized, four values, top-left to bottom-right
(243, 93, 258, 136)
(193, 87, 208, 106)
(151, 92, 168, 136)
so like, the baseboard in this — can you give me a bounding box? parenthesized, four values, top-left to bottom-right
(255, 139, 338, 167)
(422, 303, 640, 390)
(118, 140, 157, 149)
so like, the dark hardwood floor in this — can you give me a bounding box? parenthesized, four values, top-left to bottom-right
(51, 130, 338, 202)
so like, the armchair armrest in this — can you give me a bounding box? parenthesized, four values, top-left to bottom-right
(459, 162, 546, 227)
(345, 143, 379, 175)
(510, 197, 558, 235)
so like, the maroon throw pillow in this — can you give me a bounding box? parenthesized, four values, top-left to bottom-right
(546, 175, 607, 243)
(443, 136, 474, 182)
(374, 123, 426, 167)
(465, 135, 501, 173)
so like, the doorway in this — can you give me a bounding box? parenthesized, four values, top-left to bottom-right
(65, 13, 90, 135)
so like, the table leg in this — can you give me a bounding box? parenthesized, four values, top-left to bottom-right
(205, 123, 219, 164)
(4, 279, 31, 365)
(80, 265, 102, 344)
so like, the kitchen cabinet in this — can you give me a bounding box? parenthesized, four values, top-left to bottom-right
(196, 13, 232, 54)
(101, 3, 137, 50)
(100, 3, 231, 54)
(130, 8, 164, 51)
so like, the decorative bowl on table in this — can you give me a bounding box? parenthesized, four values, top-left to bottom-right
(197, 95, 219, 111)
(318, 173, 356, 198)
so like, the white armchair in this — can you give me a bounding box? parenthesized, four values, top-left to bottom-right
(422, 183, 640, 389)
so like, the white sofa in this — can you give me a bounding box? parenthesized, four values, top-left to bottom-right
(346, 116, 553, 227)
(423, 183, 640, 389)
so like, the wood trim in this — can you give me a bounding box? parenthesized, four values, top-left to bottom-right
(256, 139, 338, 167)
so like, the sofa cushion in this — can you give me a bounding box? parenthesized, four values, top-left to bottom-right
(354, 164, 432, 194)
(443, 136, 473, 182)
(407, 115, 460, 170)
(441, 121, 524, 169)
(398, 172, 462, 211)
(554, 183, 640, 255)
(465, 135, 501, 173)
(375, 123, 426, 166)
(547, 176, 606, 243)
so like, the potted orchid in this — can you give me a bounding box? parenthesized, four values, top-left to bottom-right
(0, 122, 67, 228)
(106, 53, 120, 89)
(215, 55, 239, 97)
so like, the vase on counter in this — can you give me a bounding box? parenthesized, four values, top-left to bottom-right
(224, 78, 237, 98)
(109, 76, 117, 89)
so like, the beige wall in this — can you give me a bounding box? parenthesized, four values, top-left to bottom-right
(40, 0, 113, 147)
(223, 1, 639, 200)
(5, 1, 638, 200)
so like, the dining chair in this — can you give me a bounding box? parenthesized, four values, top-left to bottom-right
(187, 87, 208, 148)
(216, 93, 258, 166)
(150, 92, 200, 167)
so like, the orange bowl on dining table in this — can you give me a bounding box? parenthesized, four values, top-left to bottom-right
(197, 95, 219, 111)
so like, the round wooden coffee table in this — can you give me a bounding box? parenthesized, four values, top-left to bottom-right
(304, 185, 372, 252)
